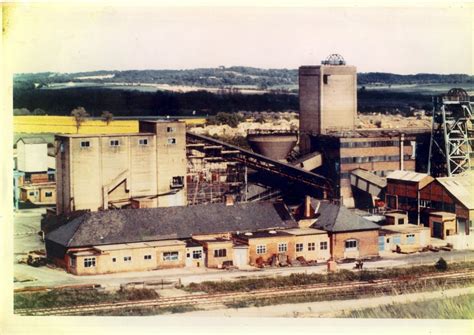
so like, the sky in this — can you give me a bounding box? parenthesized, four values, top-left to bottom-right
(3, 3, 473, 74)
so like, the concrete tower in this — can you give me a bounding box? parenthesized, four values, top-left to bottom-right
(299, 54, 357, 154)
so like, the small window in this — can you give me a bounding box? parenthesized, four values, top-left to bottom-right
(308, 242, 315, 251)
(320, 241, 328, 250)
(345, 240, 358, 250)
(84, 257, 96, 268)
(171, 176, 184, 189)
(71, 257, 76, 267)
(186, 253, 191, 258)
(110, 140, 120, 147)
(112, 258, 116, 262)
(48, 174, 55, 182)
(45, 192, 53, 197)
(192, 250, 202, 259)
(278, 243, 287, 253)
(398, 218, 405, 225)
(29, 192, 35, 196)
(323, 74, 329, 84)
(256, 245, 266, 254)
(167, 138, 176, 145)
(139, 139, 148, 146)
(163, 251, 179, 261)
(144, 255, 152, 260)
(296, 243, 304, 252)
(213, 249, 227, 258)
(167, 127, 176, 133)
(123, 256, 132, 262)
(80, 141, 90, 148)
(60, 143, 65, 152)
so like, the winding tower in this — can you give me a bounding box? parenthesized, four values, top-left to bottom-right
(428, 88, 474, 177)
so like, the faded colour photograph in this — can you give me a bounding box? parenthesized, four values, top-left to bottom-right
(1, 2, 473, 334)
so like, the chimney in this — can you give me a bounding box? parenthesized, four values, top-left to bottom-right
(225, 194, 234, 206)
(304, 196, 312, 218)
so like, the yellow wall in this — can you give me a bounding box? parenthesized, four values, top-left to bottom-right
(14, 116, 206, 134)
(14, 116, 138, 134)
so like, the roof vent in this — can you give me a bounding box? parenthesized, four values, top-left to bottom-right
(268, 230, 277, 234)
(244, 232, 253, 236)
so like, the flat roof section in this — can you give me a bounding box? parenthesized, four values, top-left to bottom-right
(55, 132, 155, 138)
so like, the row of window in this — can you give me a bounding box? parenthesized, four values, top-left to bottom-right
(341, 155, 412, 164)
(255, 242, 328, 254)
(420, 199, 455, 213)
(27, 191, 53, 197)
(340, 140, 415, 148)
(79, 138, 177, 148)
(82, 252, 180, 268)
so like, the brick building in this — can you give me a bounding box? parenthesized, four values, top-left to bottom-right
(45, 201, 298, 275)
(311, 201, 380, 260)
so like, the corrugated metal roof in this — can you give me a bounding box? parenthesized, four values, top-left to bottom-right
(436, 173, 474, 210)
(386, 170, 430, 182)
(351, 168, 387, 188)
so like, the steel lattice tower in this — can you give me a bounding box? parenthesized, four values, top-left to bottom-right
(428, 88, 474, 177)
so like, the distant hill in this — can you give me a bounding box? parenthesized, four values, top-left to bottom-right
(14, 67, 474, 90)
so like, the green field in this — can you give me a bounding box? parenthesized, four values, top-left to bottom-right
(339, 293, 474, 319)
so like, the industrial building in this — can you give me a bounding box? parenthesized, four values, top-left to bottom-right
(45, 201, 300, 274)
(14, 137, 56, 208)
(385, 170, 473, 249)
(294, 54, 432, 207)
(55, 120, 187, 214)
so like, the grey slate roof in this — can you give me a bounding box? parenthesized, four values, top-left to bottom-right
(46, 202, 297, 248)
(311, 201, 380, 233)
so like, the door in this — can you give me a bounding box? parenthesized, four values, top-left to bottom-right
(393, 235, 401, 245)
(433, 221, 443, 238)
(378, 236, 385, 251)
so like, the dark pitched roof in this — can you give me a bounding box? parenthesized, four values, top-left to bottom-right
(46, 202, 297, 248)
(311, 201, 380, 232)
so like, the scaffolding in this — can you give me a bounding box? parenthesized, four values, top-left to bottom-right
(428, 88, 474, 177)
(187, 145, 246, 205)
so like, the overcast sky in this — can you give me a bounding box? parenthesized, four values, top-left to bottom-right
(4, 4, 473, 74)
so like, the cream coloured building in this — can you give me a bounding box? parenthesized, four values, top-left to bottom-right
(55, 120, 187, 214)
(299, 54, 357, 154)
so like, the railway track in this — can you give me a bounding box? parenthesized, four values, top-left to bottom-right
(16, 270, 474, 316)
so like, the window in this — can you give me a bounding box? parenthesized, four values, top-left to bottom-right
(110, 140, 120, 147)
(163, 251, 179, 261)
(308, 242, 315, 251)
(192, 250, 202, 259)
(278, 243, 287, 253)
(167, 138, 176, 145)
(80, 141, 90, 148)
(24, 173, 31, 183)
(167, 127, 176, 133)
(60, 143, 65, 152)
(139, 138, 148, 145)
(48, 174, 55, 181)
(323, 74, 329, 84)
(112, 258, 116, 262)
(144, 255, 152, 260)
(29, 192, 35, 196)
(256, 245, 266, 254)
(320, 241, 328, 250)
(71, 257, 76, 267)
(45, 192, 53, 197)
(171, 176, 184, 189)
(296, 243, 304, 252)
(84, 257, 96, 268)
(214, 249, 227, 258)
(345, 240, 358, 250)
(123, 256, 132, 262)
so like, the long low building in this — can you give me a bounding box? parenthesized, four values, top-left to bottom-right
(45, 201, 299, 275)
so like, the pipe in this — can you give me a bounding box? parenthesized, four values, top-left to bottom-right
(400, 133, 405, 171)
